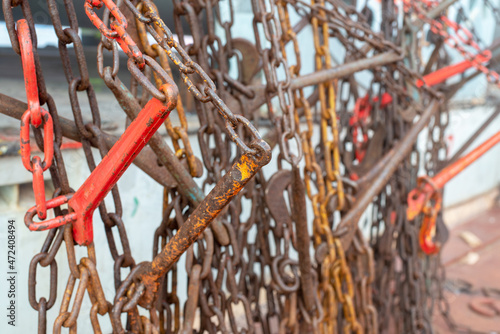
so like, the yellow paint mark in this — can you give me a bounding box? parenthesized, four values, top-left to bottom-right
(238, 155, 254, 180)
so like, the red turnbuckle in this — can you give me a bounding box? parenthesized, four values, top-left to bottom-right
(18, 19, 54, 220)
(407, 130, 500, 254)
(25, 84, 178, 245)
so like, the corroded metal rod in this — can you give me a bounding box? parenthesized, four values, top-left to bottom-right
(135, 141, 272, 307)
(290, 52, 402, 90)
(237, 51, 402, 113)
(442, 106, 500, 170)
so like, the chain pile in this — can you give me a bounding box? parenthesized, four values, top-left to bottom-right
(1, 0, 499, 333)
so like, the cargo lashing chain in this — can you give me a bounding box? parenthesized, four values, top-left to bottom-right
(149, 0, 267, 331)
(133, 2, 199, 178)
(253, 1, 322, 332)
(93, 0, 231, 248)
(17, 19, 54, 221)
(275, 2, 327, 331)
(121, 0, 266, 156)
(11, 0, 271, 330)
(130, 11, 224, 331)
(286, 0, 441, 104)
(17, 0, 177, 247)
(253, 1, 299, 330)
(83, 0, 272, 330)
(21, 0, 270, 246)
(348, 47, 490, 181)
(161, 0, 242, 329)
(11, 1, 271, 331)
(25, 95, 177, 245)
(5, 0, 117, 331)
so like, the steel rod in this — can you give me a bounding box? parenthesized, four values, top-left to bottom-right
(441, 106, 500, 170)
(289, 52, 402, 91)
(237, 52, 402, 113)
(338, 98, 442, 249)
(134, 143, 272, 307)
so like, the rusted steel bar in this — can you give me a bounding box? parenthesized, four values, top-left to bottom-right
(293, 15, 310, 35)
(338, 98, 442, 249)
(232, 52, 401, 114)
(291, 166, 315, 313)
(102, 72, 230, 245)
(355, 149, 393, 189)
(423, 39, 445, 76)
(441, 106, 500, 170)
(0, 92, 178, 190)
(133, 141, 272, 307)
(289, 52, 402, 90)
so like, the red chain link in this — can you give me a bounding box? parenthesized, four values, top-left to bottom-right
(84, 0, 145, 69)
(17, 19, 54, 220)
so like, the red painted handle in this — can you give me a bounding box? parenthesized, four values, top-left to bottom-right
(433, 129, 500, 188)
(417, 51, 491, 88)
(25, 88, 177, 245)
(407, 129, 500, 221)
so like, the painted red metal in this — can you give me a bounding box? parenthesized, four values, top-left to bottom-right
(419, 191, 442, 255)
(25, 194, 76, 231)
(349, 92, 392, 162)
(18, 19, 42, 127)
(84, 0, 145, 69)
(18, 19, 54, 220)
(407, 130, 500, 254)
(25, 89, 177, 245)
(417, 51, 491, 88)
